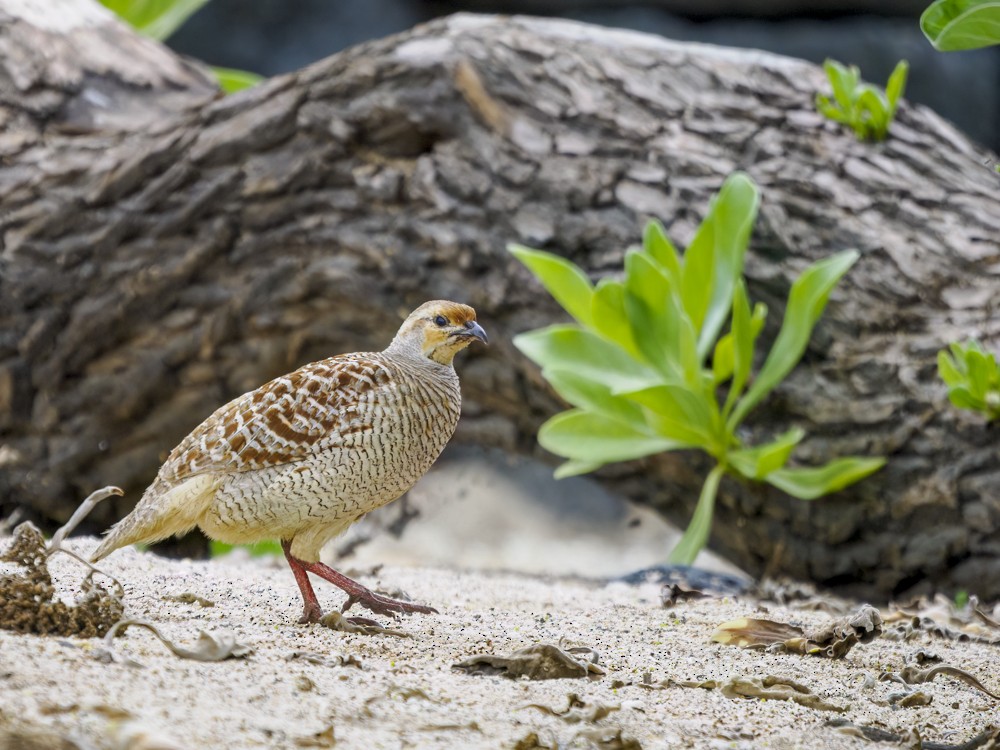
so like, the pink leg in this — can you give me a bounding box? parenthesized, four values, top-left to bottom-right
(281, 540, 437, 619)
(282, 541, 323, 623)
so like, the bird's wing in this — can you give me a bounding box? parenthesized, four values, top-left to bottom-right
(159, 352, 393, 483)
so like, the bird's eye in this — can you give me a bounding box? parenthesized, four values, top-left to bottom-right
(434, 315, 448, 327)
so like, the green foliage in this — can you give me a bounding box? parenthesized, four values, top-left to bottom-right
(938, 340, 1000, 420)
(210, 540, 283, 558)
(922, 0, 1000, 50)
(99, 0, 262, 93)
(815, 59, 908, 141)
(100, 0, 209, 40)
(211, 66, 265, 94)
(511, 173, 885, 564)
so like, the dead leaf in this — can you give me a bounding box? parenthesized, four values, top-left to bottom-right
(294, 725, 336, 748)
(522, 693, 620, 723)
(888, 690, 932, 708)
(827, 722, 1000, 749)
(718, 676, 848, 712)
(418, 722, 481, 732)
(711, 617, 800, 649)
(0, 727, 82, 750)
(114, 720, 186, 750)
(886, 595, 1000, 646)
(46, 486, 123, 553)
(660, 583, 709, 608)
(713, 605, 882, 659)
(97, 619, 252, 665)
(453, 643, 605, 680)
(512, 732, 554, 750)
(162, 593, 214, 607)
(286, 650, 361, 669)
(572, 727, 643, 749)
(319, 611, 409, 638)
(37, 703, 80, 716)
(890, 664, 1000, 700)
(669, 678, 720, 690)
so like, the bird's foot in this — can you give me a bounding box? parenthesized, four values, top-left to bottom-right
(298, 601, 324, 624)
(341, 588, 438, 618)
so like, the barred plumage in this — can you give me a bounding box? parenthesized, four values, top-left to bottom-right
(92, 300, 487, 622)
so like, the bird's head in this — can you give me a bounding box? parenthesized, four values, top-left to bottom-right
(388, 300, 488, 365)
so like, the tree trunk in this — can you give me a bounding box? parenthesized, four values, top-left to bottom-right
(1, 4, 998, 600)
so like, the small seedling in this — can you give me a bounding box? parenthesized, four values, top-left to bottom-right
(511, 172, 884, 564)
(815, 59, 908, 141)
(938, 340, 1000, 420)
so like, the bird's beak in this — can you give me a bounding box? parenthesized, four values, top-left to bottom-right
(459, 321, 488, 345)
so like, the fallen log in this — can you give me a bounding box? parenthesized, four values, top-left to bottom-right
(1, 3, 998, 598)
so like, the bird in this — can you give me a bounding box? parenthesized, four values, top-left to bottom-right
(91, 300, 487, 623)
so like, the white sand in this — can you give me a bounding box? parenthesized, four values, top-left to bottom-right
(1, 537, 998, 749)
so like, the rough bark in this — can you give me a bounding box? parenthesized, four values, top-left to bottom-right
(1, 5, 999, 599)
(428, 0, 933, 19)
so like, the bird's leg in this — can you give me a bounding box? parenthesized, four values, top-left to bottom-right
(281, 541, 323, 624)
(281, 548, 437, 619)
(304, 560, 439, 617)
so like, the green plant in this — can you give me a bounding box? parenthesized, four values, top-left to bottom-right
(210, 539, 283, 557)
(922, 0, 1000, 50)
(815, 59, 908, 142)
(510, 173, 885, 564)
(99, 0, 262, 93)
(938, 340, 1000, 420)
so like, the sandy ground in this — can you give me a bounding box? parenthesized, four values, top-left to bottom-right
(2, 535, 999, 750)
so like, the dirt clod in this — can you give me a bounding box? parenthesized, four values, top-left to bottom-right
(0, 522, 124, 637)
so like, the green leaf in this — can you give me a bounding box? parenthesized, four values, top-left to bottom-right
(765, 457, 885, 500)
(947, 385, 983, 411)
(554, 460, 604, 479)
(510, 245, 595, 328)
(539, 409, 685, 463)
(99, 0, 210, 41)
(722, 281, 762, 420)
(884, 60, 909, 110)
(937, 349, 964, 387)
(679, 217, 715, 348)
(815, 96, 851, 124)
(687, 173, 760, 361)
(727, 428, 805, 480)
(951, 339, 975, 362)
(643, 220, 682, 284)
(965, 348, 991, 400)
(669, 464, 725, 564)
(592, 279, 641, 357)
(212, 66, 263, 94)
(823, 59, 859, 110)
(921, 0, 1000, 51)
(728, 250, 859, 431)
(857, 88, 890, 139)
(514, 325, 661, 394)
(543, 369, 646, 427)
(624, 250, 683, 379)
(621, 385, 720, 450)
(712, 333, 735, 385)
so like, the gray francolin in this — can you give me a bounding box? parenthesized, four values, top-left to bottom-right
(91, 300, 487, 623)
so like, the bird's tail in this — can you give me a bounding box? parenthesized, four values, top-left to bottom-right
(90, 475, 218, 562)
